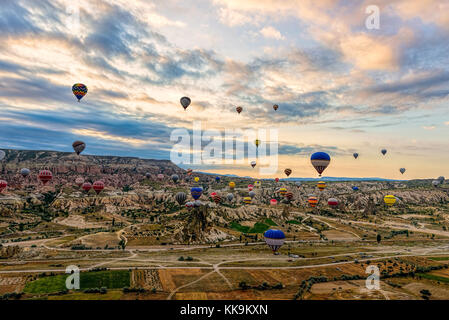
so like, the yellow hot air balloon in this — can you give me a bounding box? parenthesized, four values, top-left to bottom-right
(279, 187, 287, 196)
(384, 195, 396, 206)
(194, 177, 200, 182)
(229, 181, 236, 189)
(243, 197, 252, 204)
(317, 181, 326, 191)
(254, 181, 261, 188)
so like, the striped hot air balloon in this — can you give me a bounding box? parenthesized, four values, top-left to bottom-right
(308, 195, 318, 208)
(175, 192, 187, 205)
(317, 181, 326, 191)
(264, 229, 285, 253)
(82, 182, 92, 192)
(384, 195, 396, 206)
(328, 198, 338, 207)
(243, 197, 252, 204)
(236, 106, 242, 114)
(284, 168, 292, 177)
(311, 152, 330, 177)
(38, 170, 52, 185)
(72, 83, 87, 102)
(93, 181, 104, 195)
(279, 188, 287, 196)
(190, 187, 203, 200)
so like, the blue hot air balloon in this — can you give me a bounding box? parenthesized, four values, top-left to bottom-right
(190, 187, 203, 200)
(352, 186, 359, 191)
(215, 176, 221, 183)
(263, 229, 285, 253)
(310, 152, 331, 177)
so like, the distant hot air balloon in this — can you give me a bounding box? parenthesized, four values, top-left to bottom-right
(353, 153, 359, 159)
(284, 168, 292, 177)
(236, 106, 242, 114)
(381, 149, 387, 156)
(352, 186, 359, 191)
(308, 195, 318, 208)
(185, 202, 194, 209)
(273, 104, 279, 111)
(384, 195, 396, 206)
(328, 198, 339, 207)
(399, 168, 406, 175)
(249, 191, 256, 199)
(250, 161, 256, 168)
(310, 152, 330, 177)
(145, 172, 151, 179)
(248, 184, 254, 191)
(270, 199, 277, 206)
(190, 187, 203, 200)
(243, 197, 252, 204)
(254, 181, 261, 188)
(285, 192, 293, 201)
(317, 181, 326, 191)
(38, 170, 52, 185)
(229, 181, 235, 190)
(213, 195, 221, 204)
(194, 200, 202, 207)
(210, 192, 217, 199)
(0, 180, 7, 193)
(180, 97, 191, 110)
(72, 83, 87, 102)
(186, 169, 193, 176)
(275, 178, 279, 183)
(175, 192, 187, 205)
(20, 168, 30, 178)
(264, 229, 285, 253)
(255, 139, 260, 148)
(171, 174, 179, 183)
(215, 176, 221, 183)
(72, 141, 86, 155)
(438, 176, 445, 183)
(0, 150, 5, 161)
(432, 180, 440, 187)
(82, 182, 92, 192)
(75, 177, 84, 187)
(227, 193, 234, 202)
(157, 174, 164, 180)
(194, 177, 200, 183)
(279, 188, 287, 196)
(93, 181, 104, 195)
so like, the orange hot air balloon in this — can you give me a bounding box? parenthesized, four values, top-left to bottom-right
(317, 181, 326, 191)
(236, 106, 243, 114)
(279, 188, 287, 196)
(38, 170, 52, 185)
(284, 168, 292, 177)
(93, 181, 104, 195)
(308, 195, 318, 208)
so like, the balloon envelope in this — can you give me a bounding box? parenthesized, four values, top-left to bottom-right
(353, 153, 359, 159)
(264, 229, 285, 253)
(190, 187, 203, 200)
(175, 192, 187, 205)
(180, 97, 191, 110)
(93, 181, 104, 194)
(0, 180, 7, 192)
(171, 174, 179, 183)
(226, 193, 234, 202)
(72, 83, 87, 101)
(399, 168, 406, 174)
(384, 195, 396, 206)
(72, 141, 86, 155)
(20, 168, 30, 178)
(311, 152, 331, 176)
(381, 149, 387, 155)
(38, 170, 52, 185)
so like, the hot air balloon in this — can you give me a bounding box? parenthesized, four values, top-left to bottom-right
(0, 150, 5, 161)
(171, 174, 179, 183)
(310, 152, 330, 177)
(93, 181, 104, 195)
(254, 181, 261, 188)
(384, 195, 396, 206)
(432, 180, 440, 187)
(215, 176, 221, 183)
(308, 195, 318, 208)
(317, 181, 326, 191)
(210, 192, 217, 198)
(250, 161, 256, 168)
(255, 139, 260, 148)
(38, 170, 52, 185)
(0, 180, 7, 193)
(248, 184, 254, 191)
(353, 153, 359, 159)
(295, 181, 302, 188)
(75, 177, 84, 187)
(352, 186, 359, 191)
(20, 168, 30, 178)
(243, 197, 252, 204)
(236, 106, 242, 114)
(175, 192, 187, 205)
(190, 187, 203, 200)
(438, 176, 445, 183)
(284, 168, 292, 177)
(399, 168, 406, 175)
(279, 188, 287, 196)
(157, 174, 164, 180)
(328, 198, 338, 207)
(213, 195, 221, 204)
(249, 191, 256, 199)
(185, 202, 194, 209)
(226, 193, 234, 202)
(180, 97, 191, 110)
(275, 178, 279, 183)
(270, 199, 277, 206)
(285, 192, 293, 201)
(72, 83, 87, 102)
(264, 229, 285, 253)
(82, 182, 92, 192)
(72, 141, 86, 155)
(381, 149, 387, 156)
(229, 181, 235, 190)
(194, 177, 200, 183)
(186, 169, 193, 176)
(273, 104, 279, 111)
(145, 172, 151, 179)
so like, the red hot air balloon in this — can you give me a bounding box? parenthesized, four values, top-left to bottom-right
(0, 180, 7, 193)
(38, 170, 52, 185)
(275, 178, 279, 183)
(328, 198, 339, 208)
(213, 195, 221, 204)
(93, 181, 104, 194)
(270, 199, 277, 206)
(75, 177, 84, 187)
(248, 184, 254, 191)
(82, 182, 92, 192)
(236, 106, 243, 114)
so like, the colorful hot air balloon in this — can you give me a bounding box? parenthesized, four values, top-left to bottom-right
(273, 104, 279, 111)
(275, 178, 279, 183)
(270, 199, 277, 206)
(185, 201, 194, 209)
(190, 187, 203, 200)
(310, 152, 330, 177)
(194, 177, 200, 183)
(284, 168, 292, 177)
(285, 192, 293, 201)
(384, 195, 396, 206)
(227, 193, 234, 202)
(352, 186, 359, 191)
(248, 184, 254, 191)
(171, 174, 179, 183)
(175, 192, 187, 205)
(180, 97, 191, 110)
(317, 181, 326, 191)
(381, 149, 387, 156)
(353, 153, 359, 159)
(38, 170, 52, 185)
(328, 198, 338, 207)
(399, 168, 406, 175)
(82, 182, 92, 192)
(0, 180, 7, 193)
(249, 191, 256, 199)
(0, 150, 5, 161)
(210, 192, 217, 199)
(236, 106, 242, 114)
(20, 168, 30, 178)
(186, 169, 193, 176)
(213, 195, 221, 204)
(75, 177, 84, 187)
(254, 181, 261, 188)
(243, 197, 252, 204)
(250, 161, 256, 168)
(229, 181, 235, 190)
(72, 83, 87, 102)
(93, 181, 104, 195)
(72, 141, 86, 155)
(279, 188, 287, 196)
(215, 176, 221, 183)
(308, 195, 318, 208)
(264, 229, 285, 253)
(157, 174, 164, 180)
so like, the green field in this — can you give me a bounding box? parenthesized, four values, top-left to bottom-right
(24, 270, 130, 294)
(417, 273, 449, 283)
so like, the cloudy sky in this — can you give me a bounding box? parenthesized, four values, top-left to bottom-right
(0, 0, 448, 179)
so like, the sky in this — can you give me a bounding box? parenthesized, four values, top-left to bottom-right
(0, 0, 448, 179)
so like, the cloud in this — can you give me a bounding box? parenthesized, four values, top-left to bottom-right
(260, 26, 285, 40)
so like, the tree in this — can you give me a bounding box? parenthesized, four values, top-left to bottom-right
(376, 234, 381, 244)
